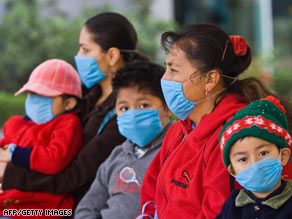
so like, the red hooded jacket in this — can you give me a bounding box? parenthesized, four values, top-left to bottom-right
(0, 112, 82, 218)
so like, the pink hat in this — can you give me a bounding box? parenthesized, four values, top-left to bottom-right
(15, 59, 82, 98)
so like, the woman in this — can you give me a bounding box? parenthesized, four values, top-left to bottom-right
(0, 12, 148, 207)
(138, 24, 292, 219)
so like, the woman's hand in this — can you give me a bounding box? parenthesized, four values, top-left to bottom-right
(0, 160, 8, 192)
(0, 147, 11, 192)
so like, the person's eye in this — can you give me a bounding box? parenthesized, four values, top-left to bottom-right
(238, 157, 247, 162)
(259, 151, 268, 157)
(82, 48, 89, 53)
(165, 66, 176, 73)
(119, 106, 128, 112)
(139, 103, 150, 109)
(170, 68, 177, 73)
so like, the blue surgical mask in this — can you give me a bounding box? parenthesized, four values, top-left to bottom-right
(74, 56, 107, 88)
(161, 79, 197, 120)
(161, 74, 237, 120)
(25, 94, 55, 124)
(235, 157, 283, 193)
(117, 109, 164, 147)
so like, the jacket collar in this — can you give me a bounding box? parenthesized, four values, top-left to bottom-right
(179, 94, 247, 139)
(122, 121, 173, 158)
(236, 180, 292, 209)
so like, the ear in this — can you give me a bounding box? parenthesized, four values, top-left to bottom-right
(227, 164, 236, 176)
(64, 97, 77, 111)
(166, 109, 173, 118)
(204, 70, 221, 93)
(280, 148, 291, 166)
(162, 105, 173, 118)
(160, 105, 173, 128)
(106, 47, 121, 66)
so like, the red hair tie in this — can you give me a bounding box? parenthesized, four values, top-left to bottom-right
(230, 35, 247, 56)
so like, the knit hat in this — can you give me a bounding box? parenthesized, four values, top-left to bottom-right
(15, 59, 82, 98)
(219, 96, 292, 167)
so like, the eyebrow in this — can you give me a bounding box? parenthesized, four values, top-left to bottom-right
(165, 61, 181, 67)
(255, 143, 272, 150)
(136, 97, 151, 101)
(232, 143, 273, 157)
(232, 151, 246, 157)
(79, 43, 89, 47)
(116, 97, 150, 105)
(116, 100, 128, 105)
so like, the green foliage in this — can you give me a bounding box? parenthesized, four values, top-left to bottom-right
(244, 54, 292, 97)
(0, 92, 25, 126)
(123, 0, 177, 63)
(273, 71, 292, 97)
(0, 0, 176, 93)
(0, 0, 84, 92)
(78, 1, 177, 63)
(0, 0, 176, 126)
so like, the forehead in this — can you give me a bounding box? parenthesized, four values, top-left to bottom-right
(79, 27, 104, 54)
(79, 27, 94, 42)
(166, 46, 195, 69)
(230, 137, 278, 155)
(116, 86, 159, 102)
(79, 27, 101, 46)
(166, 46, 185, 64)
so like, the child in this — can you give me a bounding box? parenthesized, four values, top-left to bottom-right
(0, 59, 83, 218)
(74, 62, 172, 219)
(217, 96, 292, 219)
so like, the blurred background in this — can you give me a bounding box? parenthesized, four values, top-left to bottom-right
(0, 0, 291, 127)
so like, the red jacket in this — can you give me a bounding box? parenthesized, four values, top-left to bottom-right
(0, 112, 82, 218)
(139, 95, 247, 219)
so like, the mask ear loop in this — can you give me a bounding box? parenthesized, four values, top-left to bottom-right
(230, 173, 236, 178)
(186, 72, 238, 104)
(199, 74, 237, 102)
(119, 49, 138, 53)
(189, 70, 202, 83)
(229, 164, 236, 178)
(221, 74, 238, 86)
(278, 150, 282, 163)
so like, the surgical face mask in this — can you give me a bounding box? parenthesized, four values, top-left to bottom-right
(117, 109, 164, 147)
(25, 94, 55, 124)
(235, 157, 283, 193)
(161, 73, 202, 120)
(74, 56, 107, 88)
(161, 73, 237, 120)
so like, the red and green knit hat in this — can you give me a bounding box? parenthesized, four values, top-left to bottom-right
(219, 96, 292, 168)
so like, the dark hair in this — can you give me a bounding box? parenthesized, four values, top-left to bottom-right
(161, 24, 292, 131)
(161, 24, 271, 101)
(85, 12, 149, 63)
(112, 62, 166, 107)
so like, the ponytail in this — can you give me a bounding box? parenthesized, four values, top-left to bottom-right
(226, 77, 272, 102)
(224, 78, 292, 131)
(121, 51, 150, 63)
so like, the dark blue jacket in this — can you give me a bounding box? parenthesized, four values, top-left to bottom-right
(216, 180, 292, 219)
